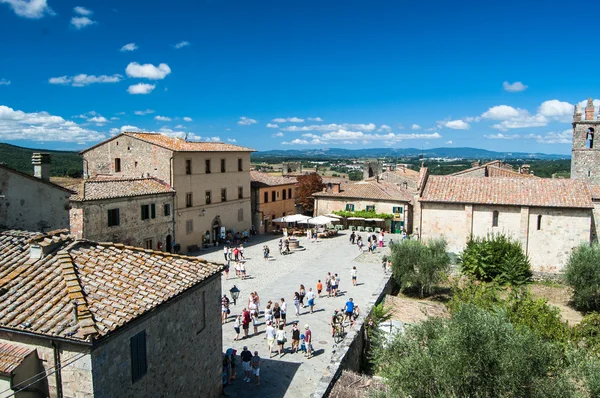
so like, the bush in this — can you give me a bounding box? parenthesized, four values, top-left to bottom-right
(446, 279, 502, 314)
(390, 239, 450, 297)
(564, 244, 600, 311)
(459, 233, 532, 286)
(372, 305, 578, 398)
(572, 312, 600, 356)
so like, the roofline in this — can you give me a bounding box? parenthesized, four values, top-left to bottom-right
(79, 133, 133, 154)
(0, 326, 93, 347)
(251, 180, 298, 188)
(0, 163, 75, 194)
(70, 190, 175, 203)
(313, 193, 411, 202)
(418, 199, 594, 209)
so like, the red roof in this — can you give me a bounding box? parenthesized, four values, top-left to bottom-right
(0, 342, 34, 376)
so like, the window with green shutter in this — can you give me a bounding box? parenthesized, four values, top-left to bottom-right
(393, 206, 403, 214)
(345, 204, 355, 211)
(366, 205, 375, 212)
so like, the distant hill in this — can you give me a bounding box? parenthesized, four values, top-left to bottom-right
(252, 147, 569, 160)
(0, 143, 82, 177)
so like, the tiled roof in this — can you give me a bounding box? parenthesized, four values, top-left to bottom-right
(590, 185, 600, 199)
(420, 176, 593, 208)
(0, 342, 34, 376)
(0, 230, 224, 342)
(125, 132, 255, 152)
(313, 179, 413, 202)
(0, 163, 74, 194)
(250, 171, 297, 187)
(382, 167, 420, 180)
(449, 160, 536, 179)
(70, 177, 174, 201)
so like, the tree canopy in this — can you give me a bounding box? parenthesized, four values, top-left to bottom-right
(296, 173, 324, 213)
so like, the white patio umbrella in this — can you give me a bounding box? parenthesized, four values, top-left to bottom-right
(365, 218, 385, 222)
(272, 214, 311, 223)
(347, 217, 366, 220)
(300, 215, 340, 225)
(324, 213, 342, 219)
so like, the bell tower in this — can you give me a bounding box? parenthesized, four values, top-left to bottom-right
(571, 98, 600, 183)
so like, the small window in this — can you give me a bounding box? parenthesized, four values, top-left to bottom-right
(238, 158, 243, 171)
(366, 205, 375, 212)
(221, 159, 226, 173)
(196, 291, 206, 334)
(288, 188, 292, 199)
(346, 204, 355, 211)
(264, 191, 268, 203)
(205, 159, 211, 174)
(150, 204, 156, 219)
(221, 188, 227, 202)
(492, 210, 499, 227)
(185, 159, 192, 175)
(107, 209, 120, 227)
(238, 186, 243, 199)
(537, 214, 542, 231)
(392, 206, 403, 214)
(283, 189, 287, 200)
(271, 191, 276, 202)
(115, 158, 121, 173)
(238, 208, 244, 222)
(163, 204, 170, 217)
(186, 193, 193, 208)
(134, 161, 138, 168)
(130, 330, 147, 383)
(186, 219, 194, 234)
(141, 205, 150, 220)
(587, 128, 595, 149)
(205, 190, 212, 205)
(144, 239, 153, 250)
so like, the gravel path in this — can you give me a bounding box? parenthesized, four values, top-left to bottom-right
(198, 232, 399, 397)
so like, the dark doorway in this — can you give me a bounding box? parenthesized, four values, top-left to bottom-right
(166, 234, 172, 253)
(212, 217, 221, 244)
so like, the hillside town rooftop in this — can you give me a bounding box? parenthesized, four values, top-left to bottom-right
(250, 170, 297, 187)
(314, 179, 413, 202)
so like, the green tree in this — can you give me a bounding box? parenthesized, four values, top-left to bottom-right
(564, 244, 600, 311)
(295, 173, 324, 214)
(459, 233, 532, 285)
(390, 239, 450, 297)
(372, 305, 580, 398)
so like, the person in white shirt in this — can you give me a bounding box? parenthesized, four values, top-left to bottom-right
(350, 266, 358, 286)
(305, 288, 316, 314)
(265, 321, 276, 358)
(280, 298, 287, 326)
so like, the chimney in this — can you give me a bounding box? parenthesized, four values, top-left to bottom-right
(472, 160, 480, 167)
(574, 104, 582, 122)
(32, 153, 51, 181)
(519, 164, 531, 175)
(332, 183, 341, 193)
(585, 98, 595, 121)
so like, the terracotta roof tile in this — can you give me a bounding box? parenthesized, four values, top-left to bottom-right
(70, 177, 174, 201)
(0, 342, 34, 376)
(313, 179, 413, 202)
(125, 132, 255, 152)
(589, 185, 600, 199)
(420, 176, 593, 208)
(0, 230, 224, 342)
(250, 171, 297, 187)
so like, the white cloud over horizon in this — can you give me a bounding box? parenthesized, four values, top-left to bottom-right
(125, 62, 171, 80)
(71, 16, 96, 29)
(444, 120, 470, 130)
(73, 6, 91, 15)
(155, 115, 171, 121)
(127, 83, 155, 94)
(0, 78, 10, 85)
(238, 117, 257, 125)
(0, 0, 54, 18)
(503, 81, 528, 92)
(266, 123, 279, 128)
(282, 130, 441, 145)
(134, 109, 155, 115)
(272, 117, 304, 123)
(49, 74, 122, 87)
(183, 117, 192, 122)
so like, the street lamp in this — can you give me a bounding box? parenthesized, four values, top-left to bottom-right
(229, 285, 240, 306)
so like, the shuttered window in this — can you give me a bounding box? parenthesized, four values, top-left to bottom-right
(130, 330, 147, 383)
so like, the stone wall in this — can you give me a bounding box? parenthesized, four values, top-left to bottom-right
(571, 120, 600, 184)
(252, 184, 297, 234)
(90, 275, 223, 398)
(70, 193, 174, 250)
(420, 202, 468, 253)
(83, 136, 174, 183)
(0, 168, 70, 232)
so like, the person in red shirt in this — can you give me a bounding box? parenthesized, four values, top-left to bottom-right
(304, 324, 313, 358)
(242, 308, 251, 339)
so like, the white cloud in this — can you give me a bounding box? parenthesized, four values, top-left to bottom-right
(127, 83, 155, 94)
(266, 123, 279, 128)
(272, 117, 305, 123)
(88, 116, 108, 124)
(444, 120, 470, 130)
(503, 81, 528, 92)
(378, 124, 392, 132)
(445, 140, 453, 144)
(73, 6, 91, 15)
(134, 109, 155, 115)
(175, 124, 185, 129)
(411, 124, 422, 130)
(120, 125, 141, 132)
(0, 0, 54, 18)
(481, 105, 523, 120)
(464, 116, 481, 122)
(538, 100, 573, 121)
(49, 74, 122, 87)
(282, 139, 310, 145)
(183, 116, 192, 122)
(526, 129, 572, 144)
(283, 129, 442, 145)
(273, 132, 284, 137)
(227, 138, 237, 142)
(70, 16, 96, 29)
(110, 117, 119, 120)
(491, 114, 547, 131)
(0, 78, 10, 85)
(485, 133, 521, 140)
(307, 117, 323, 122)
(174, 41, 190, 49)
(120, 43, 138, 52)
(281, 123, 376, 132)
(109, 128, 119, 136)
(238, 117, 257, 125)
(155, 115, 171, 121)
(0, 104, 105, 143)
(125, 62, 171, 80)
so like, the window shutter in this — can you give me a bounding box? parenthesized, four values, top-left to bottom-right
(131, 330, 147, 383)
(116, 209, 120, 225)
(151, 204, 156, 219)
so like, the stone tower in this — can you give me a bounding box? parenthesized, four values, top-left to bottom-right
(571, 98, 600, 184)
(363, 160, 382, 180)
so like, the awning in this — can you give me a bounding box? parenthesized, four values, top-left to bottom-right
(347, 217, 365, 220)
(299, 215, 341, 225)
(272, 214, 312, 223)
(365, 218, 385, 222)
(324, 214, 342, 219)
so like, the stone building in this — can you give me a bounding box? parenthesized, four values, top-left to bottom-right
(0, 154, 72, 232)
(313, 179, 413, 233)
(81, 132, 255, 253)
(571, 98, 600, 184)
(281, 161, 302, 176)
(378, 165, 421, 191)
(0, 229, 224, 398)
(69, 177, 175, 250)
(449, 160, 537, 178)
(250, 171, 298, 234)
(418, 176, 593, 272)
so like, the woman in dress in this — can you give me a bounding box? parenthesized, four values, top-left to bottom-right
(264, 301, 273, 325)
(275, 324, 287, 357)
(290, 323, 300, 353)
(293, 292, 301, 316)
(299, 284, 306, 307)
(273, 302, 281, 327)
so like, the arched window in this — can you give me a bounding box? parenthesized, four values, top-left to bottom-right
(492, 210, 499, 227)
(587, 128, 595, 149)
(537, 214, 542, 230)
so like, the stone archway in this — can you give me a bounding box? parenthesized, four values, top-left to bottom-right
(211, 216, 221, 243)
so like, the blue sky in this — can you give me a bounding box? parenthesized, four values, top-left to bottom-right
(1, 0, 599, 154)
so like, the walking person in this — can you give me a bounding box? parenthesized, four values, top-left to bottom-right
(273, 302, 281, 327)
(306, 287, 316, 313)
(316, 280, 323, 298)
(223, 245, 229, 262)
(293, 292, 301, 316)
(240, 261, 247, 280)
(253, 291, 261, 318)
(251, 351, 261, 385)
(242, 308, 251, 339)
(252, 312, 259, 336)
(224, 260, 230, 280)
(239, 244, 245, 260)
(335, 274, 341, 295)
(276, 324, 287, 357)
(280, 298, 287, 326)
(263, 245, 270, 262)
(379, 231, 385, 247)
(331, 275, 338, 297)
(299, 284, 306, 307)
(265, 321, 276, 357)
(240, 346, 253, 383)
(264, 301, 273, 324)
(349, 231, 355, 244)
(278, 239, 283, 255)
(344, 298, 355, 323)
(222, 295, 230, 324)
(326, 275, 332, 298)
(350, 266, 358, 286)
(291, 323, 300, 353)
(233, 314, 241, 341)
(304, 324, 314, 359)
